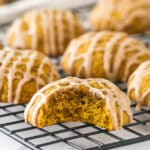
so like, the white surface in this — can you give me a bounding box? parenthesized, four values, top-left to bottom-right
(115, 141, 150, 150)
(0, 131, 29, 150)
(0, 130, 149, 150)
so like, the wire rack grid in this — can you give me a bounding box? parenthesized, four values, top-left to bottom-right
(0, 3, 150, 150)
(0, 57, 150, 150)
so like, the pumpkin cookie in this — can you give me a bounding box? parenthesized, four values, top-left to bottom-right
(0, 50, 60, 104)
(7, 9, 85, 56)
(25, 77, 133, 131)
(128, 61, 150, 110)
(61, 31, 150, 82)
(90, 0, 150, 33)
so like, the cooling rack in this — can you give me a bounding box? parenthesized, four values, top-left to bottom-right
(0, 3, 150, 150)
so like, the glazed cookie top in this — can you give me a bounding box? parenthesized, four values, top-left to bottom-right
(90, 0, 150, 33)
(61, 31, 150, 82)
(0, 50, 60, 103)
(7, 9, 85, 56)
(128, 61, 150, 110)
(24, 77, 133, 130)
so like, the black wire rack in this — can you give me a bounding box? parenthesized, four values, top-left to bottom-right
(0, 3, 150, 150)
(0, 57, 150, 150)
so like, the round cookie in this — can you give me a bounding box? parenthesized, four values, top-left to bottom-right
(90, 0, 150, 33)
(0, 50, 60, 104)
(7, 9, 85, 56)
(24, 77, 133, 131)
(128, 61, 150, 110)
(61, 31, 150, 82)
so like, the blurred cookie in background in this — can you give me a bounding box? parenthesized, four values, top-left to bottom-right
(90, 0, 150, 34)
(7, 8, 85, 56)
(61, 31, 150, 82)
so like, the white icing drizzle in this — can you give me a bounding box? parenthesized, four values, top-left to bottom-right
(66, 10, 75, 39)
(65, 32, 96, 76)
(41, 10, 50, 55)
(7, 9, 84, 56)
(62, 31, 150, 82)
(103, 33, 125, 80)
(30, 11, 38, 50)
(57, 10, 64, 54)
(83, 32, 108, 77)
(0, 50, 59, 104)
(49, 9, 56, 56)
(24, 77, 133, 130)
(128, 61, 150, 110)
(8, 19, 25, 48)
(90, 0, 150, 32)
